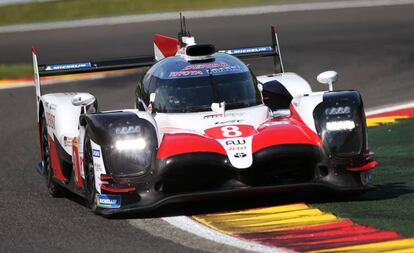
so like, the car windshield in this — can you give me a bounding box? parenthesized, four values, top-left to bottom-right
(152, 66, 262, 113)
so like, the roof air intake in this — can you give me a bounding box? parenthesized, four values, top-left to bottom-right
(186, 44, 216, 57)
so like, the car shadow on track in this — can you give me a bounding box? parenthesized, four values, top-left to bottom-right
(60, 182, 414, 219)
(108, 182, 414, 219)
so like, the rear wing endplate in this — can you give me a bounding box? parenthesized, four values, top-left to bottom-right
(218, 26, 284, 73)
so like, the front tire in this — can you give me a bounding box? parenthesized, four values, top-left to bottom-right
(40, 112, 66, 197)
(83, 130, 97, 212)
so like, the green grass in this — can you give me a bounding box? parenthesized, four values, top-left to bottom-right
(313, 119, 414, 236)
(0, 0, 298, 26)
(0, 64, 33, 79)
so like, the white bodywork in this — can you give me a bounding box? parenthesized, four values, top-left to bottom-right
(38, 71, 324, 173)
(257, 72, 312, 97)
(41, 93, 82, 154)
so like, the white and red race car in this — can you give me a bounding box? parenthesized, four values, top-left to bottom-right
(33, 17, 377, 215)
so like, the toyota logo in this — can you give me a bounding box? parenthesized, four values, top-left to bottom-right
(234, 152, 247, 158)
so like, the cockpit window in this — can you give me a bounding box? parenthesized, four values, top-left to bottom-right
(151, 70, 261, 113)
(149, 54, 262, 113)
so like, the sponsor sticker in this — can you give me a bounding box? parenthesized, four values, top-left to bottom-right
(92, 149, 100, 157)
(225, 139, 246, 145)
(215, 119, 242, 125)
(97, 194, 121, 209)
(219, 46, 273, 55)
(169, 70, 203, 78)
(45, 112, 55, 129)
(183, 62, 229, 70)
(44, 62, 92, 71)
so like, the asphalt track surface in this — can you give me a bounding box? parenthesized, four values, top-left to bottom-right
(1, 4, 414, 253)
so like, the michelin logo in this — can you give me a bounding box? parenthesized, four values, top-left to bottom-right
(97, 194, 121, 209)
(45, 62, 92, 71)
(220, 46, 273, 55)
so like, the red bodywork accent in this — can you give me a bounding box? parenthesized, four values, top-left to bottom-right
(100, 184, 136, 193)
(72, 137, 83, 189)
(157, 112, 322, 159)
(47, 135, 66, 181)
(32, 46, 37, 54)
(154, 34, 179, 58)
(100, 175, 136, 193)
(253, 117, 322, 153)
(348, 160, 378, 171)
(157, 133, 226, 159)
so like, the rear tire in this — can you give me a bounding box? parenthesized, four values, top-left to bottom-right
(40, 112, 67, 197)
(83, 130, 97, 212)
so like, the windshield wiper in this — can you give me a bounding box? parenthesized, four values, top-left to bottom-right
(186, 105, 212, 112)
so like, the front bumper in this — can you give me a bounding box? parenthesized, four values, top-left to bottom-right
(97, 144, 374, 216)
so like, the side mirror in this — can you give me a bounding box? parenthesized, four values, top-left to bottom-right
(317, 71, 338, 91)
(71, 93, 95, 107)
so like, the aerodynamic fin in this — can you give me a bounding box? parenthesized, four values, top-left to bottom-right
(154, 34, 180, 61)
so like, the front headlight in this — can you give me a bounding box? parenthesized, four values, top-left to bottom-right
(84, 112, 157, 178)
(313, 91, 366, 157)
(105, 115, 156, 178)
(115, 138, 147, 151)
(326, 120, 355, 131)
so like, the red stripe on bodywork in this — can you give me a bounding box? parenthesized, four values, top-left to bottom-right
(157, 133, 226, 159)
(253, 117, 321, 153)
(348, 160, 378, 171)
(154, 34, 179, 58)
(72, 137, 83, 189)
(47, 135, 66, 181)
(100, 184, 136, 193)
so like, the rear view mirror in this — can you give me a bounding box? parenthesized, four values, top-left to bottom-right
(317, 71, 338, 91)
(71, 93, 95, 107)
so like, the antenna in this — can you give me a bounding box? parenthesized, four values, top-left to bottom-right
(179, 13, 184, 36)
(178, 13, 190, 46)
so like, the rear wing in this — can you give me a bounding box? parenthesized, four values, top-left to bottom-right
(32, 24, 284, 98)
(218, 26, 284, 73)
(32, 48, 154, 98)
(36, 55, 154, 77)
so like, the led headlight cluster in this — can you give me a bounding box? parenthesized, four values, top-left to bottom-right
(313, 91, 366, 157)
(326, 120, 355, 131)
(85, 112, 157, 178)
(324, 106, 351, 116)
(115, 138, 146, 151)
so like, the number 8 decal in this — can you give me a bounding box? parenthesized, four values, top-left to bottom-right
(205, 124, 257, 139)
(221, 126, 242, 138)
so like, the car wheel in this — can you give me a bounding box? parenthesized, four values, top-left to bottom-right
(83, 130, 97, 212)
(40, 112, 66, 197)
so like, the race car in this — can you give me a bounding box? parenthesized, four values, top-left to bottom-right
(33, 16, 377, 215)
